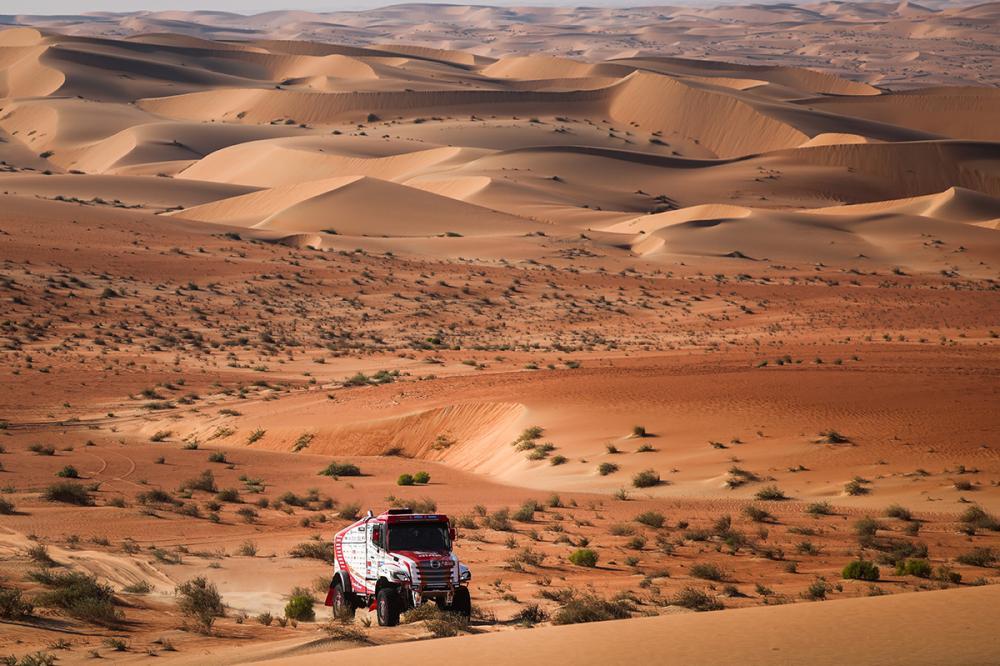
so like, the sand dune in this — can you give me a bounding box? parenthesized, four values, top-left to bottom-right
(0, 13, 998, 665)
(256, 586, 1000, 666)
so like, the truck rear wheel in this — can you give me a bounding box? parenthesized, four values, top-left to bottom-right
(450, 586, 471, 618)
(377, 587, 402, 627)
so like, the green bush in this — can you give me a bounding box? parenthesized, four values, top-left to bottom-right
(568, 548, 599, 568)
(743, 505, 774, 523)
(397, 473, 414, 486)
(552, 594, 630, 624)
(319, 462, 361, 477)
(413, 471, 431, 484)
(885, 504, 912, 521)
(43, 482, 94, 506)
(959, 506, 1000, 531)
(754, 485, 788, 501)
(632, 469, 660, 488)
(56, 466, 79, 479)
(180, 470, 216, 493)
(0, 497, 15, 515)
(0, 584, 33, 620)
(30, 570, 121, 626)
(956, 547, 996, 568)
(690, 562, 725, 581)
(176, 577, 224, 634)
(842, 560, 880, 581)
(289, 541, 335, 563)
(598, 462, 619, 476)
(635, 511, 665, 528)
(284, 588, 315, 621)
(895, 559, 932, 578)
(671, 587, 723, 611)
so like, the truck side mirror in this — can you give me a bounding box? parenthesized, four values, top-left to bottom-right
(449, 527, 456, 541)
(372, 528, 381, 545)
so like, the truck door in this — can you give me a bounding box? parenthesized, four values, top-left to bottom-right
(366, 521, 381, 584)
(342, 521, 367, 589)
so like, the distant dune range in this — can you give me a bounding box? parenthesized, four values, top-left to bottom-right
(1, 22, 999, 271)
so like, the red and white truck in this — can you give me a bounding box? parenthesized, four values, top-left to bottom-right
(324, 507, 472, 626)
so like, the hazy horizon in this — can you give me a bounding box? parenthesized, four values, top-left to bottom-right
(3, 0, 743, 17)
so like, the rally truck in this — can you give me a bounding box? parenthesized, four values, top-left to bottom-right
(324, 507, 472, 626)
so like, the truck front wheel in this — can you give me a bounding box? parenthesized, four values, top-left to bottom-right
(331, 584, 353, 620)
(377, 587, 402, 626)
(450, 586, 471, 618)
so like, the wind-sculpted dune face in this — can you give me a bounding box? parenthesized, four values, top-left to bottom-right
(0, 12, 999, 664)
(2, 22, 997, 262)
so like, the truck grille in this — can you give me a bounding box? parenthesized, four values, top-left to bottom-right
(416, 560, 453, 589)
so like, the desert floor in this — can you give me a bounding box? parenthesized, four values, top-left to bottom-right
(1, 3, 999, 663)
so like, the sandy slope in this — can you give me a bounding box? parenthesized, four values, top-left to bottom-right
(255, 585, 1000, 666)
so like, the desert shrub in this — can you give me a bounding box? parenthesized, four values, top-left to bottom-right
(754, 485, 788, 501)
(552, 594, 630, 625)
(631, 425, 647, 438)
(236, 507, 258, 523)
(290, 541, 335, 563)
(806, 502, 833, 516)
(29, 443, 56, 456)
(324, 622, 371, 643)
(0, 497, 15, 515)
(176, 577, 224, 633)
(598, 462, 619, 476)
(550, 455, 568, 466)
(483, 508, 513, 531)
(150, 430, 172, 442)
(854, 516, 882, 545)
(333, 502, 359, 520)
(137, 488, 179, 505)
(513, 604, 548, 625)
(935, 566, 962, 584)
(513, 501, 537, 522)
(413, 471, 431, 484)
(284, 588, 315, 621)
(216, 488, 241, 503)
(743, 505, 774, 523)
(671, 587, 723, 612)
(319, 462, 361, 477)
(180, 470, 216, 493)
(30, 570, 121, 626)
(885, 504, 912, 521)
(207, 451, 228, 464)
(43, 482, 93, 506)
(816, 429, 850, 444)
(955, 547, 996, 568)
(238, 541, 258, 557)
(626, 536, 646, 550)
(690, 562, 725, 581)
(895, 559, 932, 578)
(568, 548, 599, 568)
(803, 580, 830, 600)
(959, 506, 1000, 531)
(635, 511, 665, 528)
(0, 585, 33, 620)
(397, 473, 414, 486)
(632, 469, 660, 488)
(842, 560, 880, 581)
(55, 466, 79, 479)
(123, 580, 153, 594)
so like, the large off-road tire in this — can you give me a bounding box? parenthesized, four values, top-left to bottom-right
(330, 583, 353, 620)
(377, 587, 402, 627)
(449, 586, 472, 618)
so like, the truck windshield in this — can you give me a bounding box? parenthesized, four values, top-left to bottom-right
(387, 522, 450, 551)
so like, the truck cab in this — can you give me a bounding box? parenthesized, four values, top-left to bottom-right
(325, 507, 472, 626)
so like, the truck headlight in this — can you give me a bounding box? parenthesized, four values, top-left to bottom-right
(391, 570, 410, 582)
(460, 569, 471, 582)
